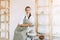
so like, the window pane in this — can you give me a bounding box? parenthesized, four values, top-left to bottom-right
(38, 25, 49, 33)
(53, 26, 60, 40)
(53, 15, 60, 26)
(1, 9, 5, 15)
(38, 15, 49, 25)
(1, 23, 5, 31)
(6, 1, 8, 8)
(38, 7, 49, 14)
(38, 0, 49, 6)
(5, 32, 8, 39)
(6, 23, 8, 31)
(1, 15, 5, 21)
(53, 26, 60, 37)
(6, 16, 8, 21)
(1, 1, 8, 8)
(53, 0, 60, 5)
(1, 9, 8, 15)
(1, 32, 5, 38)
(52, 7, 60, 15)
(1, 1, 5, 8)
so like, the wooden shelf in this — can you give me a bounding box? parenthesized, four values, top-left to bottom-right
(0, 0, 8, 1)
(0, 14, 9, 16)
(38, 5, 60, 8)
(38, 24, 49, 26)
(38, 5, 49, 8)
(0, 29, 8, 32)
(0, 38, 8, 40)
(0, 0, 10, 40)
(37, 14, 49, 16)
(38, 33, 50, 37)
(0, 21, 8, 23)
(0, 7, 9, 9)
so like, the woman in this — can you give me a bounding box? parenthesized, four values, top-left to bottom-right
(13, 6, 35, 40)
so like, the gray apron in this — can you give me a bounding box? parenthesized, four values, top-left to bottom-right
(13, 16, 31, 40)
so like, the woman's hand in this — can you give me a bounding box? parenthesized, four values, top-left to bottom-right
(28, 23, 32, 26)
(19, 23, 32, 27)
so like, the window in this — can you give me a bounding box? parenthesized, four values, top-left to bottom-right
(35, 0, 60, 40)
(0, 0, 10, 40)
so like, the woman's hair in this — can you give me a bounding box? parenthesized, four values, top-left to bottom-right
(25, 6, 31, 11)
(25, 6, 31, 19)
(28, 13, 31, 19)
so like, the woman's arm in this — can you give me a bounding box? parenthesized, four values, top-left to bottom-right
(19, 23, 32, 27)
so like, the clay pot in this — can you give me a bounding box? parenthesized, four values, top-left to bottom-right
(39, 35, 44, 40)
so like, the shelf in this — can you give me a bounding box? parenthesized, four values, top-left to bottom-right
(37, 13, 60, 16)
(38, 5, 60, 8)
(0, 14, 9, 16)
(0, 0, 8, 1)
(38, 24, 49, 26)
(0, 21, 8, 23)
(0, 38, 8, 40)
(37, 13, 49, 16)
(38, 24, 60, 26)
(0, 29, 8, 32)
(37, 32, 50, 37)
(0, 7, 9, 9)
(0, 0, 10, 40)
(38, 5, 49, 8)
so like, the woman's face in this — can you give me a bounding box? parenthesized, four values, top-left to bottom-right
(25, 8, 31, 14)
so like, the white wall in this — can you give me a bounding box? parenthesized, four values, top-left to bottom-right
(10, 0, 60, 40)
(10, 0, 35, 40)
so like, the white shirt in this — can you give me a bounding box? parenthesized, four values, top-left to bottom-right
(18, 14, 35, 32)
(18, 14, 35, 25)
